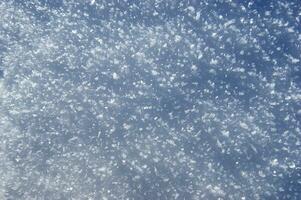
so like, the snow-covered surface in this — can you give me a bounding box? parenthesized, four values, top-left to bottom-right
(0, 0, 300, 199)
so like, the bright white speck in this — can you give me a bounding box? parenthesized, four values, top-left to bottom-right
(112, 72, 119, 80)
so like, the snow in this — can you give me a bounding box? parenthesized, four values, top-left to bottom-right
(0, 0, 300, 199)
(112, 72, 119, 80)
